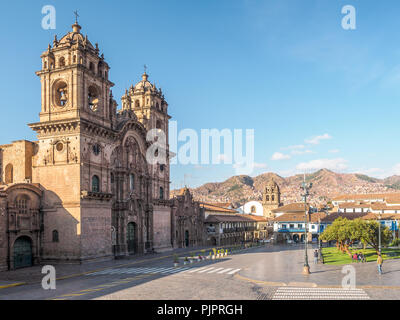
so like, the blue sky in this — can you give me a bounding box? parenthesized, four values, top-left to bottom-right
(1, 0, 400, 188)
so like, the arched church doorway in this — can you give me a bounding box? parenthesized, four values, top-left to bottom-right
(185, 230, 190, 247)
(300, 234, 305, 243)
(293, 234, 299, 243)
(127, 222, 137, 254)
(13, 236, 33, 269)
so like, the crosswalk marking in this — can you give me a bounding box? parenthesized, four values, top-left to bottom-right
(198, 267, 216, 273)
(88, 265, 240, 277)
(207, 268, 224, 273)
(227, 268, 241, 275)
(272, 287, 370, 300)
(188, 267, 207, 273)
(217, 268, 233, 274)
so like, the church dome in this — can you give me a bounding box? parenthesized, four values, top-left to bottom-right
(134, 72, 157, 92)
(57, 23, 96, 51)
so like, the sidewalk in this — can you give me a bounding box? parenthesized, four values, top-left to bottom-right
(0, 246, 219, 288)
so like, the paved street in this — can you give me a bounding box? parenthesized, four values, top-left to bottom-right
(1, 244, 400, 300)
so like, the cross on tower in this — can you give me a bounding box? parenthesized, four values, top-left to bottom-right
(74, 10, 79, 24)
(144, 64, 148, 74)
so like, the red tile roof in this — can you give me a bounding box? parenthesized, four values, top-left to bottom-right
(332, 193, 400, 202)
(274, 212, 327, 223)
(271, 203, 309, 213)
(200, 203, 238, 214)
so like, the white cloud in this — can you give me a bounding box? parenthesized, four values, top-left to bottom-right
(291, 149, 314, 155)
(284, 144, 305, 150)
(393, 163, 400, 175)
(253, 162, 268, 169)
(296, 158, 348, 171)
(271, 152, 291, 161)
(305, 133, 332, 145)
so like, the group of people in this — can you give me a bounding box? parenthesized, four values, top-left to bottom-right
(352, 251, 384, 275)
(352, 252, 366, 263)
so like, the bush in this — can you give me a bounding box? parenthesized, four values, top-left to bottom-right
(390, 238, 400, 247)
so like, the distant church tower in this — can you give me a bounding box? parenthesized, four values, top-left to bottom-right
(120, 70, 171, 202)
(262, 178, 281, 218)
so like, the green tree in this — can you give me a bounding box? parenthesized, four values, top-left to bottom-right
(321, 217, 392, 256)
(357, 220, 392, 255)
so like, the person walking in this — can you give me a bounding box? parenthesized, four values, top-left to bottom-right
(377, 254, 383, 275)
(313, 249, 318, 264)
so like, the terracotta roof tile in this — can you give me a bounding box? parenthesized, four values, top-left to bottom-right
(200, 203, 238, 214)
(271, 203, 309, 213)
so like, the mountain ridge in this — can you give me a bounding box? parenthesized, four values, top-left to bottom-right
(171, 169, 400, 207)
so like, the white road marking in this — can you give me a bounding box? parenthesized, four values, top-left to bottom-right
(198, 267, 216, 273)
(188, 267, 208, 273)
(272, 287, 370, 300)
(207, 268, 224, 273)
(227, 268, 241, 275)
(217, 268, 233, 274)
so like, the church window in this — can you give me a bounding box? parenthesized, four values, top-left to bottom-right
(89, 62, 94, 72)
(92, 144, 101, 156)
(88, 86, 99, 112)
(52, 230, 59, 243)
(44, 61, 48, 69)
(160, 164, 165, 172)
(135, 100, 140, 108)
(73, 55, 77, 63)
(159, 187, 164, 200)
(105, 71, 108, 79)
(272, 195, 275, 201)
(266, 195, 269, 202)
(251, 206, 256, 214)
(130, 174, 135, 191)
(92, 175, 100, 193)
(15, 195, 29, 214)
(156, 120, 162, 129)
(56, 142, 64, 152)
(59, 57, 65, 67)
(54, 81, 68, 107)
(110, 173, 115, 184)
(5, 164, 13, 184)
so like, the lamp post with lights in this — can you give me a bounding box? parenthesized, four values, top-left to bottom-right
(378, 211, 382, 255)
(301, 174, 312, 275)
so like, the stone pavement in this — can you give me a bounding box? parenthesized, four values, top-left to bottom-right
(0, 245, 221, 288)
(239, 244, 400, 289)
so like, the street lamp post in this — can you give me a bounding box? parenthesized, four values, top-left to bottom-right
(301, 174, 312, 275)
(318, 217, 322, 262)
(378, 212, 382, 255)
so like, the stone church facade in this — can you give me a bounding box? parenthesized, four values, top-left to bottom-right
(0, 21, 199, 271)
(170, 188, 205, 248)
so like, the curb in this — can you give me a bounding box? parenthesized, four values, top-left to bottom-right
(0, 282, 26, 289)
